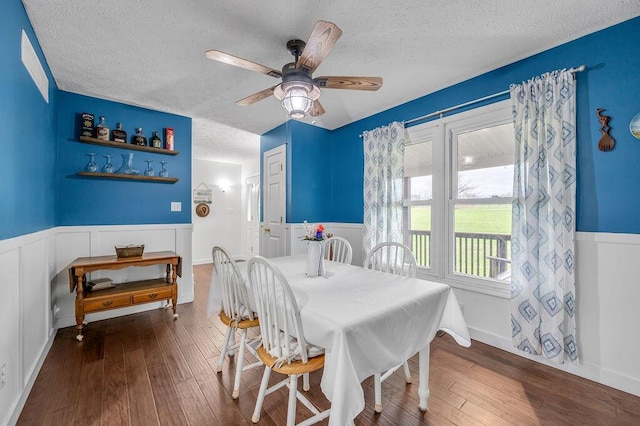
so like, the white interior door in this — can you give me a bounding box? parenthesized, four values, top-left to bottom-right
(245, 175, 260, 258)
(262, 145, 286, 258)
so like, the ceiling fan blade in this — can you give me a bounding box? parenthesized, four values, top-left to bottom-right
(205, 50, 282, 78)
(314, 76, 383, 91)
(311, 100, 325, 117)
(296, 21, 343, 74)
(236, 86, 277, 106)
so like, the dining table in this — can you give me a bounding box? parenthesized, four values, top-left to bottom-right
(208, 254, 471, 426)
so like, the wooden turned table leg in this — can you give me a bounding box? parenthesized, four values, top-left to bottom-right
(75, 273, 86, 341)
(171, 263, 179, 319)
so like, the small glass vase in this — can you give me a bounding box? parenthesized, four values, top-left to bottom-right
(159, 161, 169, 177)
(102, 155, 114, 173)
(115, 153, 139, 175)
(306, 240, 325, 277)
(84, 153, 97, 172)
(144, 160, 154, 176)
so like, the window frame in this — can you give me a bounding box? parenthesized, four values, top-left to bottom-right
(406, 100, 512, 298)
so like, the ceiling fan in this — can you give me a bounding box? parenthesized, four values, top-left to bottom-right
(205, 20, 383, 119)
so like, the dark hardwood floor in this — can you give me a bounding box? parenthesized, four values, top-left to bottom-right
(17, 264, 640, 425)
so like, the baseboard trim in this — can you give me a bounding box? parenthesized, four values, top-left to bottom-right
(468, 327, 640, 397)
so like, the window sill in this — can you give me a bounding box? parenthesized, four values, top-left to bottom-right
(416, 269, 511, 299)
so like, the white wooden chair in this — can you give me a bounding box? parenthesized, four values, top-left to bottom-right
(363, 241, 418, 413)
(323, 236, 353, 264)
(247, 256, 330, 426)
(211, 246, 262, 399)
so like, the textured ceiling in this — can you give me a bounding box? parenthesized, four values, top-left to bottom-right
(22, 0, 640, 164)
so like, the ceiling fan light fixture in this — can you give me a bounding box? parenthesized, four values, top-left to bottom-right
(274, 79, 321, 119)
(281, 86, 314, 119)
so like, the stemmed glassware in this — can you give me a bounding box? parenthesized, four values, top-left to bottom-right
(84, 153, 97, 172)
(144, 160, 154, 176)
(102, 155, 114, 173)
(159, 161, 169, 177)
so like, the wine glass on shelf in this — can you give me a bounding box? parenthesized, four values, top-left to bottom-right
(84, 153, 97, 172)
(159, 161, 169, 177)
(102, 155, 114, 173)
(144, 160, 154, 176)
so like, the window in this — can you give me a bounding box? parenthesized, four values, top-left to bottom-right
(404, 101, 514, 296)
(404, 128, 435, 270)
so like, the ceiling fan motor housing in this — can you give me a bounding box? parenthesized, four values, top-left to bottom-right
(274, 63, 320, 100)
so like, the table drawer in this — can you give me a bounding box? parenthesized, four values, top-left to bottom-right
(132, 287, 172, 304)
(84, 294, 131, 312)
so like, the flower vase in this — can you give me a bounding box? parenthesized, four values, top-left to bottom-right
(306, 241, 325, 277)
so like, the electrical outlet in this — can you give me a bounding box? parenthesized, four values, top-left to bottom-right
(1, 361, 6, 389)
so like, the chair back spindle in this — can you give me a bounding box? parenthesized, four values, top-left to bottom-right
(323, 236, 353, 264)
(364, 242, 417, 277)
(248, 256, 309, 364)
(212, 246, 255, 323)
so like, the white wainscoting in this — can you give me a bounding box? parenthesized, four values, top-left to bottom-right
(444, 232, 640, 398)
(0, 224, 193, 426)
(0, 228, 55, 426)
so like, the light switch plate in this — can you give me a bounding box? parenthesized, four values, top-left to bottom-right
(171, 202, 181, 212)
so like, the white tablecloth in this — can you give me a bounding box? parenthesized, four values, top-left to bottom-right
(207, 255, 470, 425)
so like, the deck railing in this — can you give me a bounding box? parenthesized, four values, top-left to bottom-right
(408, 230, 511, 279)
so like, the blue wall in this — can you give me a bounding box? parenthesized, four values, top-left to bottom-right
(263, 17, 640, 234)
(0, 1, 57, 240)
(56, 92, 192, 225)
(260, 120, 331, 223)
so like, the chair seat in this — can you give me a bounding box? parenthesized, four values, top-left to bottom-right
(219, 311, 259, 329)
(257, 346, 325, 375)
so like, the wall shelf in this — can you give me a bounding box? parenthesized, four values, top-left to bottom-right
(78, 171, 178, 183)
(78, 135, 179, 156)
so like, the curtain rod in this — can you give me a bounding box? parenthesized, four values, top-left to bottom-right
(402, 64, 586, 127)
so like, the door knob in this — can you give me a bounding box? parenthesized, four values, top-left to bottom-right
(264, 227, 271, 233)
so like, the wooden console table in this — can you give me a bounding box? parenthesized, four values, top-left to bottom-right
(68, 251, 181, 341)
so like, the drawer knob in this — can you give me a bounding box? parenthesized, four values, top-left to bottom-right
(102, 300, 113, 307)
(149, 293, 158, 299)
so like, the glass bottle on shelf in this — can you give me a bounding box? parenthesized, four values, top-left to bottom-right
(95, 116, 109, 141)
(84, 153, 97, 172)
(150, 131, 162, 148)
(102, 154, 114, 173)
(159, 161, 169, 177)
(112, 123, 127, 143)
(132, 127, 147, 146)
(144, 159, 154, 176)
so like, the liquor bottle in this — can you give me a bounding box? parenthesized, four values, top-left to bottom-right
(81, 112, 94, 137)
(95, 116, 109, 141)
(150, 131, 162, 148)
(112, 123, 127, 143)
(132, 128, 147, 146)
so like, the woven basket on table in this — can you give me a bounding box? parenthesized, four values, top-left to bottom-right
(115, 244, 145, 258)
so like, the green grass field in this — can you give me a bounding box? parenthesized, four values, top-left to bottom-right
(410, 204, 512, 277)
(410, 204, 511, 234)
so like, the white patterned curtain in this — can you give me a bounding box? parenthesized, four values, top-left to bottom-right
(362, 122, 406, 260)
(510, 69, 578, 364)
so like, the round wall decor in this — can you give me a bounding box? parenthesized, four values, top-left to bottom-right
(195, 202, 210, 217)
